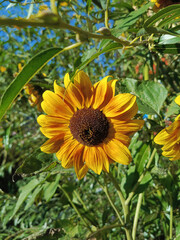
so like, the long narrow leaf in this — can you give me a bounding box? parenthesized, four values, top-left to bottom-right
(72, 42, 123, 79)
(144, 4, 180, 28)
(0, 43, 81, 121)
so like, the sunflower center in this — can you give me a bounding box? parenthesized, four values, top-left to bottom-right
(69, 108, 109, 146)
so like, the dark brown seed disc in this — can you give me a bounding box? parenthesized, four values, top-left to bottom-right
(69, 108, 109, 146)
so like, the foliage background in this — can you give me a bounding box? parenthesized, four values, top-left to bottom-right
(0, 0, 180, 239)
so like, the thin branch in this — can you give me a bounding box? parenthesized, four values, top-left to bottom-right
(105, 0, 110, 28)
(59, 184, 93, 233)
(132, 193, 144, 240)
(169, 193, 173, 240)
(0, 16, 150, 46)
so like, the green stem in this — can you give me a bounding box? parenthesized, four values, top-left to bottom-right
(50, 0, 58, 15)
(59, 185, 92, 233)
(125, 148, 157, 206)
(105, 0, 110, 28)
(103, 176, 124, 225)
(107, 172, 129, 222)
(107, 172, 132, 240)
(74, 190, 88, 211)
(169, 194, 173, 240)
(132, 193, 144, 240)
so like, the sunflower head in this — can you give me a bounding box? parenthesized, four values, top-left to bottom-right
(37, 71, 144, 179)
(151, 0, 180, 11)
(24, 83, 43, 112)
(154, 115, 180, 161)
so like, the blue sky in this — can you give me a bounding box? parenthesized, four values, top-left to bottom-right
(0, 1, 116, 76)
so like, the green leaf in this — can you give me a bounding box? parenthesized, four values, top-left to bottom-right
(72, 42, 123, 78)
(141, 27, 180, 37)
(144, 4, 180, 28)
(159, 34, 180, 45)
(122, 79, 168, 115)
(10, 178, 40, 220)
(0, 45, 80, 121)
(144, 212, 158, 225)
(166, 98, 180, 118)
(14, 148, 55, 176)
(152, 43, 180, 54)
(158, 11, 180, 28)
(123, 165, 139, 195)
(24, 185, 43, 210)
(3, 125, 11, 150)
(136, 172, 152, 194)
(114, 2, 153, 32)
(134, 144, 151, 175)
(136, 81, 168, 115)
(112, 2, 134, 11)
(99, 0, 106, 9)
(43, 174, 61, 202)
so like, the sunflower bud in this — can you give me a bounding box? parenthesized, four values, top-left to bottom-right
(96, 27, 111, 36)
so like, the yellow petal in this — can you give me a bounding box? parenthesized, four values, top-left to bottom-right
(40, 124, 69, 138)
(175, 114, 180, 121)
(166, 120, 180, 134)
(66, 82, 85, 109)
(94, 79, 117, 110)
(37, 114, 68, 127)
(74, 70, 93, 107)
(56, 138, 79, 168)
(40, 135, 64, 153)
(103, 93, 138, 119)
(54, 81, 76, 111)
(73, 145, 89, 179)
(172, 145, 180, 160)
(92, 76, 109, 109)
(84, 146, 103, 175)
(175, 95, 180, 106)
(154, 128, 170, 145)
(103, 138, 132, 165)
(111, 119, 144, 136)
(113, 132, 131, 146)
(41, 90, 73, 119)
(64, 73, 71, 88)
(161, 136, 177, 151)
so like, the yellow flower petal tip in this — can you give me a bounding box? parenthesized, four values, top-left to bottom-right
(37, 71, 144, 179)
(175, 95, 180, 106)
(154, 118, 180, 161)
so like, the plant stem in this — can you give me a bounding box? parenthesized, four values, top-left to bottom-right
(107, 172, 129, 222)
(125, 148, 157, 206)
(103, 176, 124, 225)
(105, 0, 110, 28)
(74, 190, 88, 211)
(103, 174, 132, 240)
(132, 193, 144, 240)
(50, 0, 58, 15)
(0, 17, 150, 46)
(59, 185, 92, 233)
(169, 194, 173, 240)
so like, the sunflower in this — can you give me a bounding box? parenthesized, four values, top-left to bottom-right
(24, 83, 43, 112)
(151, 0, 180, 11)
(154, 96, 180, 161)
(37, 71, 144, 179)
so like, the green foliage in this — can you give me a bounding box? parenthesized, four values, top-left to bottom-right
(0, 1, 180, 240)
